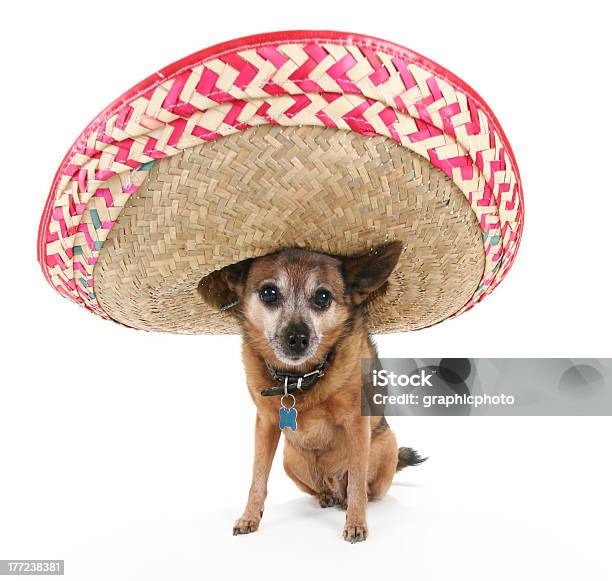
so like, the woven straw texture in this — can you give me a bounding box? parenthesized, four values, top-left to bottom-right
(94, 126, 484, 333)
(37, 31, 523, 332)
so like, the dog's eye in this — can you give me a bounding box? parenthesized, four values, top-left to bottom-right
(259, 285, 279, 305)
(313, 288, 332, 309)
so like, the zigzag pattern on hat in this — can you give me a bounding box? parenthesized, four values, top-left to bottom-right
(39, 35, 523, 322)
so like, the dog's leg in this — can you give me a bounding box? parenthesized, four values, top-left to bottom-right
(284, 442, 345, 507)
(233, 414, 280, 535)
(320, 473, 347, 508)
(367, 427, 398, 500)
(283, 441, 319, 496)
(342, 415, 370, 543)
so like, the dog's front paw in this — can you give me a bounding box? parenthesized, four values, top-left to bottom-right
(233, 514, 261, 536)
(343, 519, 368, 543)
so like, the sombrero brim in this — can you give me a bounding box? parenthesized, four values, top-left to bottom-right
(37, 30, 524, 334)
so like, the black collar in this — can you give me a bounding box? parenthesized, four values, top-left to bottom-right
(260, 352, 332, 397)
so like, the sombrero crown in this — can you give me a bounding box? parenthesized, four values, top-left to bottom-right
(38, 31, 523, 333)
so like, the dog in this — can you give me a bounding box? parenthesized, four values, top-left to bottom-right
(208, 241, 425, 543)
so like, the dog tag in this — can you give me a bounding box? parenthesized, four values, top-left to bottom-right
(279, 386, 298, 431)
(279, 406, 298, 431)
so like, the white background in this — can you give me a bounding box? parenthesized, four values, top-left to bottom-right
(2, 1, 612, 579)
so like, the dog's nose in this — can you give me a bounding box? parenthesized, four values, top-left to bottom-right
(284, 323, 310, 356)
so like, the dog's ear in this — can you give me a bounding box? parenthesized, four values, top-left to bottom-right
(221, 258, 253, 298)
(342, 241, 403, 305)
(198, 258, 252, 310)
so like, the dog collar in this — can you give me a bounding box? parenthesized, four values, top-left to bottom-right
(260, 352, 332, 397)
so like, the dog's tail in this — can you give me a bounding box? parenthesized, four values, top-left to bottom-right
(397, 447, 427, 471)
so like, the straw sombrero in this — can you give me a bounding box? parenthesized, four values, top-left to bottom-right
(37, 30, 523, 334)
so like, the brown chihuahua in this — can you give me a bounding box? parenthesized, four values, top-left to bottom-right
(212, 241, 424, 543)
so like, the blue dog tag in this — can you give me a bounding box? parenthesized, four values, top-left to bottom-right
(279, 406, 298, 431)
